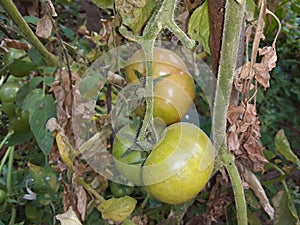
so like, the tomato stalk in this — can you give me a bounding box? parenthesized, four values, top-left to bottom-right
(212, 0, 247, 224)
(119, 0, 195, 142)
(6, 146, 16, 225)
(1, 0, 57, 66)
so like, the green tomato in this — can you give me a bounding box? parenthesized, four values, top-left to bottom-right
(25, 204, 44, 222)
(1, 101, 16, 116)
(28, 163, 60, 194)
(9, 109, 30, 132)
(143, 122, 215, 205)
(0, 189, 7, 205)
(0, 81, 22, 103)
(112, 124, 143, 185)
(110, 182, 134, 198)
(125, 47, 195, 125)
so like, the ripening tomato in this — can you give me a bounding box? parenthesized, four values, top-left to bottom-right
(143, 122, 215, 204)
(125, 47, 195, 125)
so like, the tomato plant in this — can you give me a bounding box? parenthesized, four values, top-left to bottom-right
(143, 122, 215, 204)
(125, 47, 195, 125)
(110, 182, 134, 198)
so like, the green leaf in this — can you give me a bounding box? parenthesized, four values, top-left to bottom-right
(248, 212, 262, 225)
(245, 0, 258, 21)
(97, 196, 137, 222)
(188, 1, 211, 54)
(7, 59, 38, 77)
(6, 130, 33, 146)
(16, 77, 43, 108)
(23, 16, 39, 25)
(23, 90, 56, 155)
(92, 0, 114, 9)
(115, 0, 156, 33)
(274, 129, 300, 167)
(59, 24, 75, 40)
(273, 190, 300, 225)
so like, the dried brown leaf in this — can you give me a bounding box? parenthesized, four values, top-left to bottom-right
(227, 104, 245, 125)
(242, 166, 274, 219)
(2, 38, 31, 50)
(203, 174, 232, 224)
(76, 186, 87, 221)
(243, 136, 268, 172)
(26, 1, 38, 16)
(36, 15, 53, 38)
(61, 180, 77, 212)
(253, 46, 277, 89)
(101, 18, 113, 42)
(45, 0, 58, 17)
(227, 125, 242, 154)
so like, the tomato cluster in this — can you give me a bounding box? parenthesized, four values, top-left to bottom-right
(112, 48, 215, 204)
(0, 79, 30, 132)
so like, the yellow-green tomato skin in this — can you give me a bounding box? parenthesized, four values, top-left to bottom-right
(125, 47, 195, 125)
(143, 122, 215, 205)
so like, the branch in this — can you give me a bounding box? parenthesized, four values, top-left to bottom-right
(212, 0, 247, 224)
(1, 0, 57, 66)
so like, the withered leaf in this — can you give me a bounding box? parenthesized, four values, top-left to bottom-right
(2, 38, 31, 50)
(253, 46, 277, 89)
(36, 15, 53, 38)
(227, 104, 245, 125)
(56, 207, 82, 225)
(242, 166, 274, 219)
(227, 125, 242, 154)
(76, 186, 87, 221)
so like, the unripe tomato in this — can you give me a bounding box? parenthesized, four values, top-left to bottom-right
(112, 125, 143, 185)
(125, 47, 195, 125)
(0, 189, 7, 205)
(110, 182, 134, 198)
(0, 81, 22, 103)
(9, 109, 30, 132)
(143, 122, 215, 204)
(1, 101, 16, 116)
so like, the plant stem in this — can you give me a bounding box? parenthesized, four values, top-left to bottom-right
(119, 0, 195, 142)
(137, 41, 155, 141)
(0, 130, 14, 150)
(0, 148, 11, 174)
(212, 0, 247, 225)
(6, 146, 14, 196)
(1, 0, 57, 66)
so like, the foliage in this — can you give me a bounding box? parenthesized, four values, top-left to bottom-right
(0, 0, 299, 224)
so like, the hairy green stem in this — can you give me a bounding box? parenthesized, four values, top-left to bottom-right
(212, 0, 247, 224)
(137, 41, 155, 141)
(1, 0, 57, 66)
